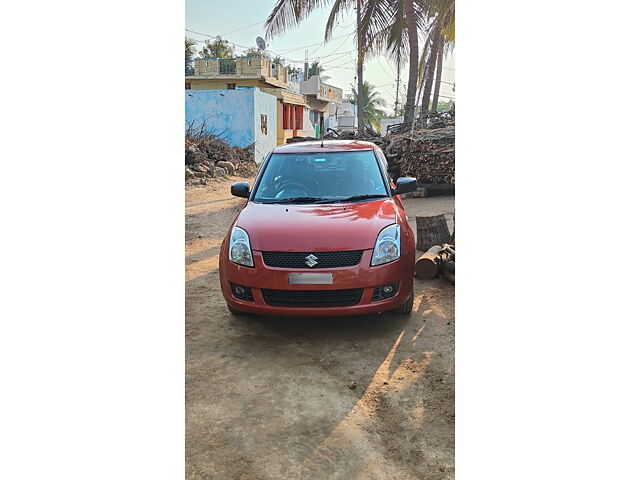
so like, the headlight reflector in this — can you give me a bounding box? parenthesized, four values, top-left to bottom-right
(371, 224, 401, 266)
(229, 226, 254, 267)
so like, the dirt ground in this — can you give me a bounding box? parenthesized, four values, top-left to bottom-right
(186, 175, 455, 480)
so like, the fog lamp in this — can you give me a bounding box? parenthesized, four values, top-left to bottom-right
(231, 283, 254, 301)
(382, 285, 394, 294)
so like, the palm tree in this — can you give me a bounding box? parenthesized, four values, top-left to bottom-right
(185, 38, 197, 75)
(419, 0, 454, 113)
(263, 1, 446, 125)
(264, 0, 391, 133)
(419, 26, 441, 114)
(348, 80, 386, 130)
(356, 0, 427, 123)
(307, 61, 324, 77)
(402, 0, 419, 122)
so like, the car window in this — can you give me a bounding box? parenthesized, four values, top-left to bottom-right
(253, 151, 388, 203)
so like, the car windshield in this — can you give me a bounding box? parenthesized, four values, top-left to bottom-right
(253, 150, 389, 204)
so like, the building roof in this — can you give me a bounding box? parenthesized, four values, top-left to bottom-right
(272, 140, 377, 154)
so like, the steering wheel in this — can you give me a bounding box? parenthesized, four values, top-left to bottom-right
(275, 182, 310, 199)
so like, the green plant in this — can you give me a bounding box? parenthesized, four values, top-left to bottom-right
(348, 80, 386, 130)
(199, 37, 234, 59)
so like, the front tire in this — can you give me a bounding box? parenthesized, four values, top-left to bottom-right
(227, 304, 248, 316)
(394, 288, 414, 314)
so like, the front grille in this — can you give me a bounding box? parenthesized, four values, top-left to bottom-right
(262, 288, 363, 307)
(261, 250, 363, 269)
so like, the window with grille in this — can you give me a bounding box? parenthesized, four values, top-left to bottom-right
(219, 59, 236, 74)
(261, 115, 267, 135)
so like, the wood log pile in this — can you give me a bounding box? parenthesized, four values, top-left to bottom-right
(385, 126, 455, 185)
(415, 244, 455, 283)
(185, 134, 257, 184)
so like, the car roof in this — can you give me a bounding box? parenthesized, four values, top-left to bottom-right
(272, 140, 377, 154)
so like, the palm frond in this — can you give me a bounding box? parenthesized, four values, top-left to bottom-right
(325, 0, 354, 41)
(265, 0, 333, 39)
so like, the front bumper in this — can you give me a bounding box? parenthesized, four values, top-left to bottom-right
(219, 249, 414, 316)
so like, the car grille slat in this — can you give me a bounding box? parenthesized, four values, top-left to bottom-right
(261, 250, 363, 268)
(262, 288, 363, 307)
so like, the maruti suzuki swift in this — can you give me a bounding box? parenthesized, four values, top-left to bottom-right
(219, 140, 417, 316)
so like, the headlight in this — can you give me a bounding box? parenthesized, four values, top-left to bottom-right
(229, 226, 254, 267)
(371, 224, 401, 266)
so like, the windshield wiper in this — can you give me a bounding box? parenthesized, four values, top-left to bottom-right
(321, 194, 389, 204)
(262, 196, 328, 204)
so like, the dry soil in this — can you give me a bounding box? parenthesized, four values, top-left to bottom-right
(186, 175, 455, 480)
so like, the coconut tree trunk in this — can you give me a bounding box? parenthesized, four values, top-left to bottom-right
(356, 0, 365, 133)
(431, 38, 444, 111)
(420, 27, 440, 116)
(403, 0, 419, 123)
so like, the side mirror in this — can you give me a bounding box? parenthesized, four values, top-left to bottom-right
(393, 177, 417, 195)
(231, 182, 250, 198)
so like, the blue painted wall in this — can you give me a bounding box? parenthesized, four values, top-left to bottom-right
(252, 89, 277, 163)
(185, 88, 277, 163)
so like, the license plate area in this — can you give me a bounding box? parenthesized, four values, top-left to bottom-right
(288, 273, 334, 285)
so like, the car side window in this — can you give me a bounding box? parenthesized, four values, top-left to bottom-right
(374, 149, 393, 189)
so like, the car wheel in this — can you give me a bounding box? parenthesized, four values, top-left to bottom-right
(227, 304, 247, 316)
(394, 288, 414, 314)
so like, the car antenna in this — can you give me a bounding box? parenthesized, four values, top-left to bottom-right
(320, 116, 324, 147)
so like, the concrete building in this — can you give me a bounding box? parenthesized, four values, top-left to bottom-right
(299, 75, 343, 135)
(185, 88, 276, 163)
(326, 101, 357, 133)
(186, 56, 314, 145)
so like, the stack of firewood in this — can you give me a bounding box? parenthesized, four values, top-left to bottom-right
(384, 126, 455, 184)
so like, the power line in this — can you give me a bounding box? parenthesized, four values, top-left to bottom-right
(322, 51, 353, 67)
(269, 31, 354, 55)
(376, 57, 395, 80)
(323, 61, 355, 71)
(221, 21, 263, 37)
(313, 34, 352, 61)
(187, 29, 359, 65)
(185, 29, 252, 50)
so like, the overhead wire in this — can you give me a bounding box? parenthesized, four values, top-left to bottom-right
(221, 21, 263, 37)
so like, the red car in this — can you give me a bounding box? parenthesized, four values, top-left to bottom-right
(219, 140, 417, 316)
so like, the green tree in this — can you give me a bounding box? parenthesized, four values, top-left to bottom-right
(243, 47, 266, 57)
(307, 61, 323, 77)
(199, 37, 234, 59)
(348, 80, 386, 131)
(185, 38, 197, 75)
(287, 65, 302, 76)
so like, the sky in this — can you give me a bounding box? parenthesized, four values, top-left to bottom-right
(186, 0, 455, 115)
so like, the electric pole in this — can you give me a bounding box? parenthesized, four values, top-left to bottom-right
(394, 58, 400, 116)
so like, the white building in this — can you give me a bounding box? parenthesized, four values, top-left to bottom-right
(326, 101, 357, 133)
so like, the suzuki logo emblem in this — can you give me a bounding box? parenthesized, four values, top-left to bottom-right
(305, 254, 318, 267)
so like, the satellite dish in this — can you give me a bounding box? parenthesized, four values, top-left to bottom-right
(256, 36, 266, 50)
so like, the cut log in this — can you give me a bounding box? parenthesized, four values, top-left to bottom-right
(415, 245, 442, 279)
(443, 259, 455, 284)
(416, 214, 451, 251)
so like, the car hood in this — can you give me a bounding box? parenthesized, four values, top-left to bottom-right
(236, 199, 400, 251)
